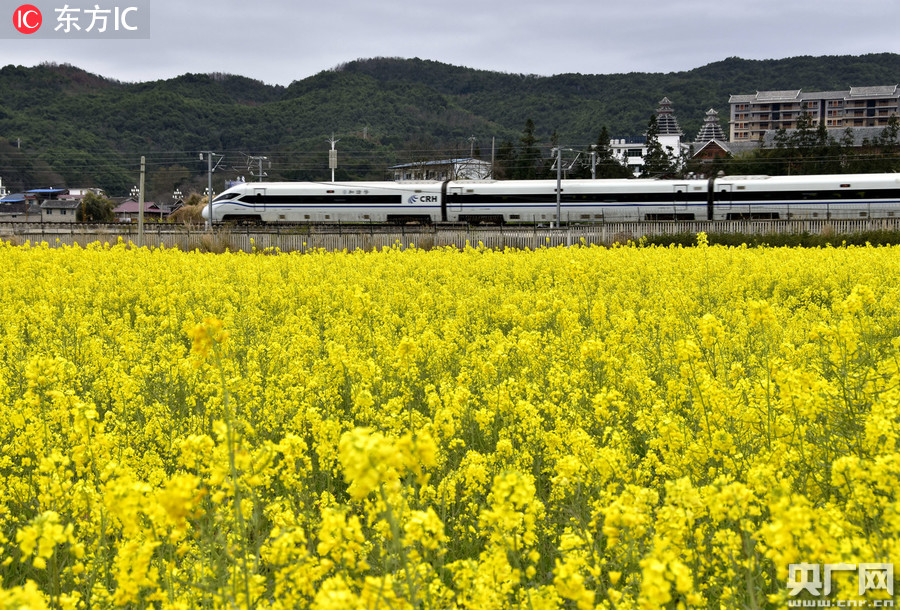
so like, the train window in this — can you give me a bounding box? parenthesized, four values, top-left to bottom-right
(278, 215, 286, 220)
(509, 215, 520, 220)
(304, 215, 310, 219)
(363, 215, 370, 219)
(580, 215, 591, 219)
(860, 212, 868, 217)
(325, 215, 331, 220)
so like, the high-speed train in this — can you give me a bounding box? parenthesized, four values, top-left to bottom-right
(203, 173, 900, 224)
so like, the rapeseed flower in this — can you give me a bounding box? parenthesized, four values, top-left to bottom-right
(0, 240, 897, 607)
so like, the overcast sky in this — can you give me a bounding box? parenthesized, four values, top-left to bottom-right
(1, 0, 897, 86)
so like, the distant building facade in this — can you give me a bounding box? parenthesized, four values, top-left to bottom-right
(112, 199, 165, 222)
(0, 198, 41, 222)
(390, 158, 492, 181)
(41, 199, 80, 222)
(729, 85, 900, 142)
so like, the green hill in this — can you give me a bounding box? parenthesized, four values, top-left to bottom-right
(1, 54, 899, 198)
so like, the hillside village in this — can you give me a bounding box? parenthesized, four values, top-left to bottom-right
(1, 78, 899, 223)
(611, 85, 900, 176)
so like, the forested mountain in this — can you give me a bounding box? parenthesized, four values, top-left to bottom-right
(1, 54, 899, 198)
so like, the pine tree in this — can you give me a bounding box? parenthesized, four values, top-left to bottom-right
(641, 115, 674, 177)
(516, 119, 542, 180)
(594, 126, 632, 178)
(494, 140, 517, 180)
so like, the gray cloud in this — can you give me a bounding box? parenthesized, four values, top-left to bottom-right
(0, 0, 897, 85)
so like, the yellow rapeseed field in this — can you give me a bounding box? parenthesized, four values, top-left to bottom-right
(0, 237, 897, 609)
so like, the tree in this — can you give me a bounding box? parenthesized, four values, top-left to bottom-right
(593, 126, 632, 178)
(877, 115, 900, 147)
(641, 115, 675, 177)
(77, 191, 114, 222)
(793, 111, 818, 149)
(515, 119, 543, 180)
(494, 139, 517, 179)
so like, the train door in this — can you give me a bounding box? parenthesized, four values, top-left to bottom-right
(717, 183, 733, 220)
(664, 184, 690, 220)
(448, 187, 463, 215)
(252, 187, 266, 213)
(674, 184, 688, 211)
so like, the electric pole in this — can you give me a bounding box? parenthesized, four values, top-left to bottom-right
(249, 156, 268, 181)
(138, 156, 145, 246)
(201, 151, 223, 230)
(327, 134, 340, 182)
(554, 147, 562, 228)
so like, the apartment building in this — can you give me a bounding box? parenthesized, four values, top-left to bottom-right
(729, 85, 900, 142)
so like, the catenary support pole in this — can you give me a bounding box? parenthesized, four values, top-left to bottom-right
(138, 155, 145, 247)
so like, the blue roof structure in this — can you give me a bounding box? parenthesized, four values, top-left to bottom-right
(26, 188, 67, 196)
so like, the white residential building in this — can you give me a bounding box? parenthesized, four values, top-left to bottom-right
(610, 98, 687, 176)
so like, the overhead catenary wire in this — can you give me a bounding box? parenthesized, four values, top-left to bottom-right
(4, 136, 900, 195)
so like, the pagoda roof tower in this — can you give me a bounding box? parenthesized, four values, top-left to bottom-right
(656, 97, 683, 136)
(695, 108, 727, 141)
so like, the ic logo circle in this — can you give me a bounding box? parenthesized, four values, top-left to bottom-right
(13, 5, 42, 34)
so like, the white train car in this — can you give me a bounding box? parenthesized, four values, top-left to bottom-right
(207, 181, 444, 223)
(710, 173, 900, 220)
(443, 178, 710, 224)
(203, 173, 900, 224)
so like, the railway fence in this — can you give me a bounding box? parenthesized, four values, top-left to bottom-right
(2, 218, 900, 253)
